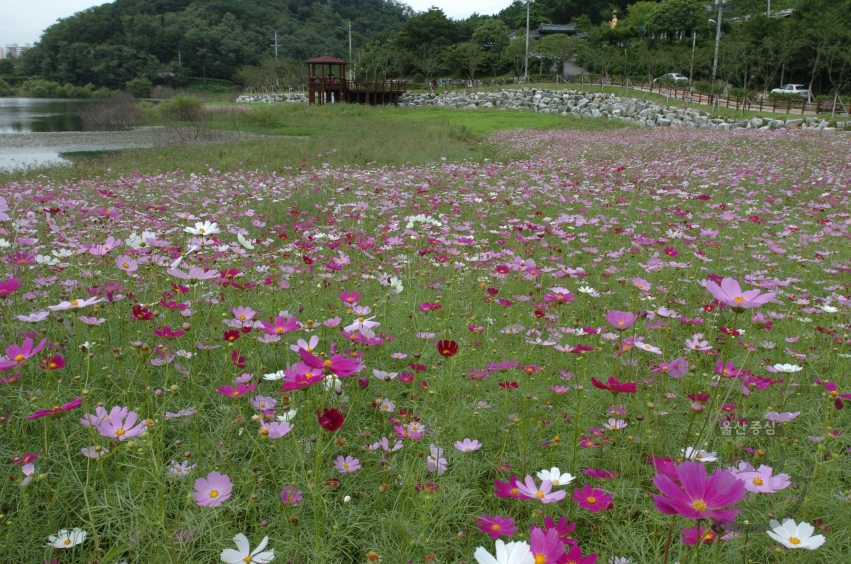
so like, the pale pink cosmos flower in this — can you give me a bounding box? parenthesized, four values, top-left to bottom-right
(730, 462, 790, 493)
(515, 475, 567, 504)
(21, 463, 35, 486)
(166, 266, 219, 282)
(259, 421, 293, 439)
(47, 296, 103, 311)
(115, 255, 138, 272)
(703, 278, 775, 310)
(193, 471, 232, 507)
(334, 455, 361, 473)
(765, 411, 800, 422)
(95, 407, 146, 441)
(455, 438, 482, 452)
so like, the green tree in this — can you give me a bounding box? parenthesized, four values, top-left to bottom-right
(646, 0, 704, 41)
(126, 76, 153, 97)
(446, 42, 487, 80)
(539, 34, 579, 79)
(623, 1, 657, 40)
(396, 8, 457, 51)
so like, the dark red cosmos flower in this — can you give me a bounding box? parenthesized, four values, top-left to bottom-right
(317, 408, 344, 432)
(498, 381, 519, 389)
(39, 355, 65, 371)
(436, 340, 458, 358)
(230, 349, 247, 369)
(223, 330, 240, 342)
(171, 282, 190, 294)
(154, 326, 185, 339)
(132, 305, 152, 321)
(11, 452, 39, 465)
(410, 363, 426, 372)
(591, 377, 637, 394)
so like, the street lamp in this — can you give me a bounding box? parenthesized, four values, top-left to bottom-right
(710, 0, 726, 109)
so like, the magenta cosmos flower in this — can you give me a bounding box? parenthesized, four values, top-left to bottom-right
(280, 486, 302, 504)
(652, 461, 746, 523)
(193, 471, 232, 507)
(0, 337, 47, 371)
(476, 515, 518, 540)
(572, 484, 613, 512)
(703, 278, 775, 310)
(529, 526, 566, 563)
(27, 397, 82, 420)
(298, 349, 362, 378)
(591, 377, 637, 394)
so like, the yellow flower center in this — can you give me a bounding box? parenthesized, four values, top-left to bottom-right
(232, 390, 240, 396)
(692, 499, 707, 512)
(70, 300, 79, 306)
(14, 354, 25, 362)
(734, 296, 745, 303)
(491, 524, 501, 531)
(556, 295, 563, 301)
(209, 490, 219, 498)
(115, 428, 125, 436)
(261, 428, 269, 436)
(753, 477, 763, 486)
(535, 555, 547, 564)
(343, 463, 350, 469)
(122, 262, 129, 268)
(324, 360, 333, 368)
(510, 488, 519, 496)
(239, 315, 246, 320)
(199, 228, 205, 234)
(276, 327, 284, 333)
(358, 317, 364, 322)
(789, 537, 801, 545)
(244, 556, 253, 563)
(587, 496, 596, 504)
(618, 321, 624, 326)
(536, 490, 545, 498)
(64, 539, 72, 545)
(346, 297, 354, 302)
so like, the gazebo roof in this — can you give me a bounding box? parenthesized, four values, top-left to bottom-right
(304, 55, 347, 64)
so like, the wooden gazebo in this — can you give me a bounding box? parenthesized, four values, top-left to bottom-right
(304, 55, 407, 106)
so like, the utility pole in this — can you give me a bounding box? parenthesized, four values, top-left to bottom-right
(689, 30, 696, 87)
(524, 0, 530, 82)
(271, 31, 280, 60)
(710, 0, 725, 109)
(347, 19, 352, 81)
(767, 0, 770, 17)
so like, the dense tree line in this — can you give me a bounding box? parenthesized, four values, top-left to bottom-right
(10, 0, 851, 100)
(19, 0, 411, 89)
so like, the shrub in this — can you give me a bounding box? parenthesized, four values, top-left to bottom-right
(0, 78, 12, 97)
(60, 83, 94, 99)
(126, 77, 153, 98)
(151, 85, 176, 99)
(78, 92, 140, 131)
(158, 94, 212, 141)
(19, 79, 63, 98)
(412, 72, 425, 85)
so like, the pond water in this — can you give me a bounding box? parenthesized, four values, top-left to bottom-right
(0, 98, 90, 133)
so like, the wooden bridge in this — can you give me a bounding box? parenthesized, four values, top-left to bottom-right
(304, 55, 407, 106)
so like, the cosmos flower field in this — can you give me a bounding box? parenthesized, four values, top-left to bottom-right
(1, 126, 850, 564)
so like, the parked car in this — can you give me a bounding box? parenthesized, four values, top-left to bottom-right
(770, 84, 809, 97)
(656, 73, 689, 84)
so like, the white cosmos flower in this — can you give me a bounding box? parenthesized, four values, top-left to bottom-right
(821, 305, 838, 313)
(389, 276, 404, 294)
(536, 467, 575, 487)
(36, 254, 60, 266)
(276, 409, 297, 422)
(682, 447, 717, 462)
(48, 528, 87, 549)
(772, 364, 803, 373)
(220, 533, 275, 563)
(52, 248, 73, 258)
(0, 238, 9, 248)
(263, 370, 285, 381)
(184, 221, 220, 236)
(474, 540, 534, 564)
(766, 519, 825, 550)
(237, 233, 254, 250)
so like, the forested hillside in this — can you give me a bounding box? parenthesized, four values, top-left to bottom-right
(22, 0, 411, 88)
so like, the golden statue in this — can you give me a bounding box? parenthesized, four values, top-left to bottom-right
(610, 9, 618, 29)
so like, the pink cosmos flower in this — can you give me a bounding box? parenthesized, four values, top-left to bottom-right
(681, 525, 719, 545)
(652, 461, 745, 523)
(280, 364, 324, 391)
(193, 471, 232, 507)
(298, 348, 363, 378)
(493, 477, 524, 499)
(605, 310, 637, 331)
(703, 278, 775, 310)
(476, 514, 518, 540)
(572, 484, 613, 512)
(167, 266, 220, 283)
(455, 438, 482, 452)
(334, 455, 361, 473)
(115, 255, 138, 272)
(0, 337, 47, 371)
(153, 326, 185, 339)
(729, 462, 790, 493)
(280, 486, 302, 504)
(95, 407, 146, 441)
(259, 421, 293, 439)
(515, 475, 567, 504)
(765, 411, 800, 422)
(426, 445, 447, 475)
(216, 383, 256, 398)
(562, 544, 597, 564)
(338, 290, 362, 305)
(259, 315, 300, 336)
(542, 288, 575, 304)
(47, 296, 103, 311)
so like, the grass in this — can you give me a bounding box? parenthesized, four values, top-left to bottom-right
(0, 103, 624, 183)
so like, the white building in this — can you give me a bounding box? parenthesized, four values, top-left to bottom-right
(3, 43, 32, 58)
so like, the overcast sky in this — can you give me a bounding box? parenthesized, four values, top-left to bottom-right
(2, 0, 511, 46)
